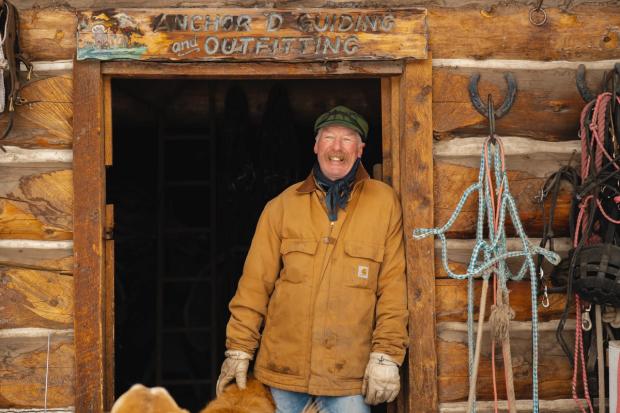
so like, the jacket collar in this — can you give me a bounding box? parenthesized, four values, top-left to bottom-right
(296, 163, 370, 193)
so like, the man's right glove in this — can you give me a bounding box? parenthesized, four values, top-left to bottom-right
(361, 352, 400, 405)
(215, 350, 252, 396)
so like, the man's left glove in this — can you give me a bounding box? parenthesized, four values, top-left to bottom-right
(361, 352, 400, 405)
(215, 349, 253, 396)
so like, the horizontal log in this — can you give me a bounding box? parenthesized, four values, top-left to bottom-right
(434, 238, 571, 279)
(433, 65, 606, 141)
(0, 147, 72, 165)
(436, 278, 571, 323)
(0, 166, 72, 240)
(0, 409, 73, 413)
(1, 73, 72, 149)
(103, 60, 404, 77)
(0, 242, 72, 271)
(440, 399, 588, 412)
(434, 138, 577, 238)
(13, 0, 615, 8)
(428, 5, 620, 60)
(437, 320, 575, 402)
(0, 267, 73, 329)
(0, 331, 74, 409)
(17, 5, 620, 61)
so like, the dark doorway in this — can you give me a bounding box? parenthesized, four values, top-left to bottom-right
(107, 78, 383, 412)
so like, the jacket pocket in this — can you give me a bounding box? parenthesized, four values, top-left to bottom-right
(279, 238, 318, 283)
(342, 240, 384, 290)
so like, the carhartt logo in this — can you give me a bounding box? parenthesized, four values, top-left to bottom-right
(357, 265, 369, 279)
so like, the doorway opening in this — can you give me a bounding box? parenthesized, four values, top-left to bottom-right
(107, 77, 383, 412)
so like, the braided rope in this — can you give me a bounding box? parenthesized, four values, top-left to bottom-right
(413, 135, 560, 413)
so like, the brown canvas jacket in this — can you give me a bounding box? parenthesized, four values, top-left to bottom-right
(225, 165, 408, 396)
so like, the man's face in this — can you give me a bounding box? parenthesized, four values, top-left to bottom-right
(314, 125, 365, 181)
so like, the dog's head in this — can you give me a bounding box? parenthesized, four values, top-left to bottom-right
(111, 384, 190, 413)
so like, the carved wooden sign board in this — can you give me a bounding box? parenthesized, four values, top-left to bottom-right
(76, 8, 428, 62)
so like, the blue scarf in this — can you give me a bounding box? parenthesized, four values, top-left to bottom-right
(313, 158, 361, 222)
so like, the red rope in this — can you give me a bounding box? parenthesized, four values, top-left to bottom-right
(570, 93, 620, 413)
(484, 137, 509, 413)
(572, 295, 595, 413)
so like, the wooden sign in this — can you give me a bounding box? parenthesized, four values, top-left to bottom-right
(76, 8, 428, 62)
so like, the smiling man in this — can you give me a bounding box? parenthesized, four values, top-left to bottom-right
(217, 106, 408, 413)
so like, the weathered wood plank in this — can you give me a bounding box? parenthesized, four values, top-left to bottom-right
(0, 244, 72, 272)
(0, 409, 74, 412)
(428, 5, 620, 60)
(17, 5, 620, 61)
(433, 65, 606, 141)
(0, 267, 73, 329)
(0, 331, 74, 409)
(103, 59, 403, 77)
(19, 9, 77, 62)
(436, 278, 571, 323)
(13, 0, 616, 8)
(434, 238, 571, 280)
(437, 321, 575, 402)
(440, 399, 586, 412)
(73, 59, 105, 413)
(401, 58, 437, 412)
(434, 138, 578, 238)
(1, 73, 72, 149)
(0, 166, 72, 240)
(77, 8, 427, 62)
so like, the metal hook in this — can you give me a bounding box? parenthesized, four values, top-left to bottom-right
(468, 72, 518, 120)
(529, 0, 547, 26)
(487, 94, 496, 140)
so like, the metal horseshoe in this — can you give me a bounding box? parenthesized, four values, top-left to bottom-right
(576, 62, 620, 102)
(468, 72, 518, 119)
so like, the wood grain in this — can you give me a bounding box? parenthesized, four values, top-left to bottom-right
(440, 399, 586, 412)
(17, 5, 620, 62)
(0, 267, 73, 329)
(433, 66, 605, 141)
(437, 321, 574, 402)
(0, 167, 72, 240)
(433, 147, 575, 238)
(0, 245, 72, 272)
(428, 5, 620, 60)
(1, 73, 72, 149)
(72, 60, 105, 413)
(401, 58, 437, 412)
(77, 8, 427, 62)
(434, 237, 572, 280)
(0, 331, 74, 409)
(436, 279, 571, 323)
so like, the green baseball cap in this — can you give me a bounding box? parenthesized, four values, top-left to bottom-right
(314, 105, 369, 141)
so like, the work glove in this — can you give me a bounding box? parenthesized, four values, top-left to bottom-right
(361, 352, 400, 405)
(215, 349, 252, 396)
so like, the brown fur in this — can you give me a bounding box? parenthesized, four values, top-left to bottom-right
(200, 378, 321, 413)
(111, 383, 190, 413)
(200, 378, 275, 413)
(112, 379, 321, 413)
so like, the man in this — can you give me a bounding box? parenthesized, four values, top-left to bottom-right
(216, 106, 408, 412)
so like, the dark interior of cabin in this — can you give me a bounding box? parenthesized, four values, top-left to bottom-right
(107, 78, 384, 412)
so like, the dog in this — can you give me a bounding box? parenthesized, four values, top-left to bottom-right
(111, 378, 320, 413)
(110, 383, 189, 413)
(199, 378, 275, 413)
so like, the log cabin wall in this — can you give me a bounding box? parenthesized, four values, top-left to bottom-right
(0, 1, 617, 412)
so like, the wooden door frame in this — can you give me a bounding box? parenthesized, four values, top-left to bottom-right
(73, 58, 436, 413)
